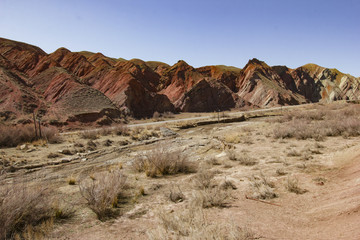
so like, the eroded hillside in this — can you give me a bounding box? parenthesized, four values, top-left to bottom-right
(0, 37, 359, 126)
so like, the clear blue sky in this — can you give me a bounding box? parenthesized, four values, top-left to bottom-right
(1, 0, 359, 76)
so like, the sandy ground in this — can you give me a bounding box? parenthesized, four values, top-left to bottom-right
(1, 104, 360, 240)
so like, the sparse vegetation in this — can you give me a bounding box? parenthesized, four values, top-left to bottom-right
(86, 140, 97, 151)
(220, 179, 237, 190)
(274, 105, 360, 140)
(286, 177, 308, 194)
(152, 111, 161, 120)
(0, 182, 55, 239)
(113, 124, 129, 136)
(169, 186, 185, 203)
(79, 170, 127, 221)
(47, 152, 60, 158)
(132, 146, 197, 177)
(287, 149, 301, 157)
(80, 130, 98, 140)
(276, 168, 287, 176)
(249, 173, 277, 199)
(237, 154, 258, 166)
(227, 150, 258, 166)
(99, 127, 112, 136)
(2, 102, 360, 238)
(224, 133, 241, 144)
(68, 177, 76, 185)
(148, 203, 253, 239)
(192, 169, 215, 189)
(193, 187, 231, 208)
(0, 124, 61, 148)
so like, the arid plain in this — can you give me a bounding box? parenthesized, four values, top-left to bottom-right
(1, 102, 360, 240)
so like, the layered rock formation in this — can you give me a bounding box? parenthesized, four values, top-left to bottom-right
(0, 37, 359, 124)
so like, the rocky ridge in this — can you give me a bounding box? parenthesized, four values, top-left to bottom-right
(0, 37, 359, 125)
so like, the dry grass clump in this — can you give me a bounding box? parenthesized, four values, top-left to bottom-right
(80, 130, 98, 140)
(113, 124, 129, 136)
(226, 149, 237, 161)
(289, 110, 326, 121)
(226, 150, 258, 166)
(206, 157, 222, 166)
(169, 186, 185, 203)
(131, 128, 159, 141)
(191, 170, 233, 208)
(274, 104, 360, 140)
(148, 203, 254, 240)
(220, 179, 237, 190)
(162, 111, 175, 119)
(193, 187, 231, 208)
(224, 133, 241, 144)
(237, 154, 258, 166)
(276, 168, 287, 176)
(0, 182, 55, 239)
(86, 140, 97, 151)
(132, 146, 197, 177)
(0, 124, 61, 148)
(42, 126, 63, 144)
(287, 148, 301, 157)
(79, 170, 127, 221)
(192, 169, 216, 189)
(286, 177, 308, 194)
(47, 152, 60, 158)
(177, 121, 197, 129)
(99, 127, 112, 136)
(67, 177, 76, 185)
(249, 174, 277, 200)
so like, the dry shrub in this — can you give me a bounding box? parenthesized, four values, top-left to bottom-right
(169, 186, 185, 203)
(224, 133, 241, 144)
(0, 183, 55, 239)
(220, 179, 237, 190)
(13, 219, 53, 240)
(226, 149, 237, 161)
(152, 111, 161, 120)
(86, 140, 97, 151)
(274, 104, 360, 140)
(80, 130, 98, 140)
(131, 129, 159, 141)
(249, 174, 277, 200)
(227, 150, 258, 166)
(177, 121, 197, 129)
(162, 111, 175, 119)
(287, 148, 301, 157)
(193, 187, 230, 208)
(67, 177, 76, 185)
(148, 203, 254, 240)
(192, 171, 234, 208)
(113, 124, 129, 136)
(192, 169, 215, 189)
(237, 154, 258, 166)
(0, 125, 34, 148)
(276, 168, 287, 176)
(132, 146, 197, 177)
(79, 170, 127, 221)
(53, 199, 76, 221)
(47, 153, 60, 158)
(0, 124, 60, 147)
(42, 126, 62, 144)
(206, 157, 222, 166)
(286, 177, 308, 194)
(131, 126, 144, 135)
(99, 127, 112, 136)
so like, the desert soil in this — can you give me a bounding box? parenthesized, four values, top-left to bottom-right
(1, 103, 360, 240)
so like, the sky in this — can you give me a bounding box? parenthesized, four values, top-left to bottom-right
(0, 0, 359, 76)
